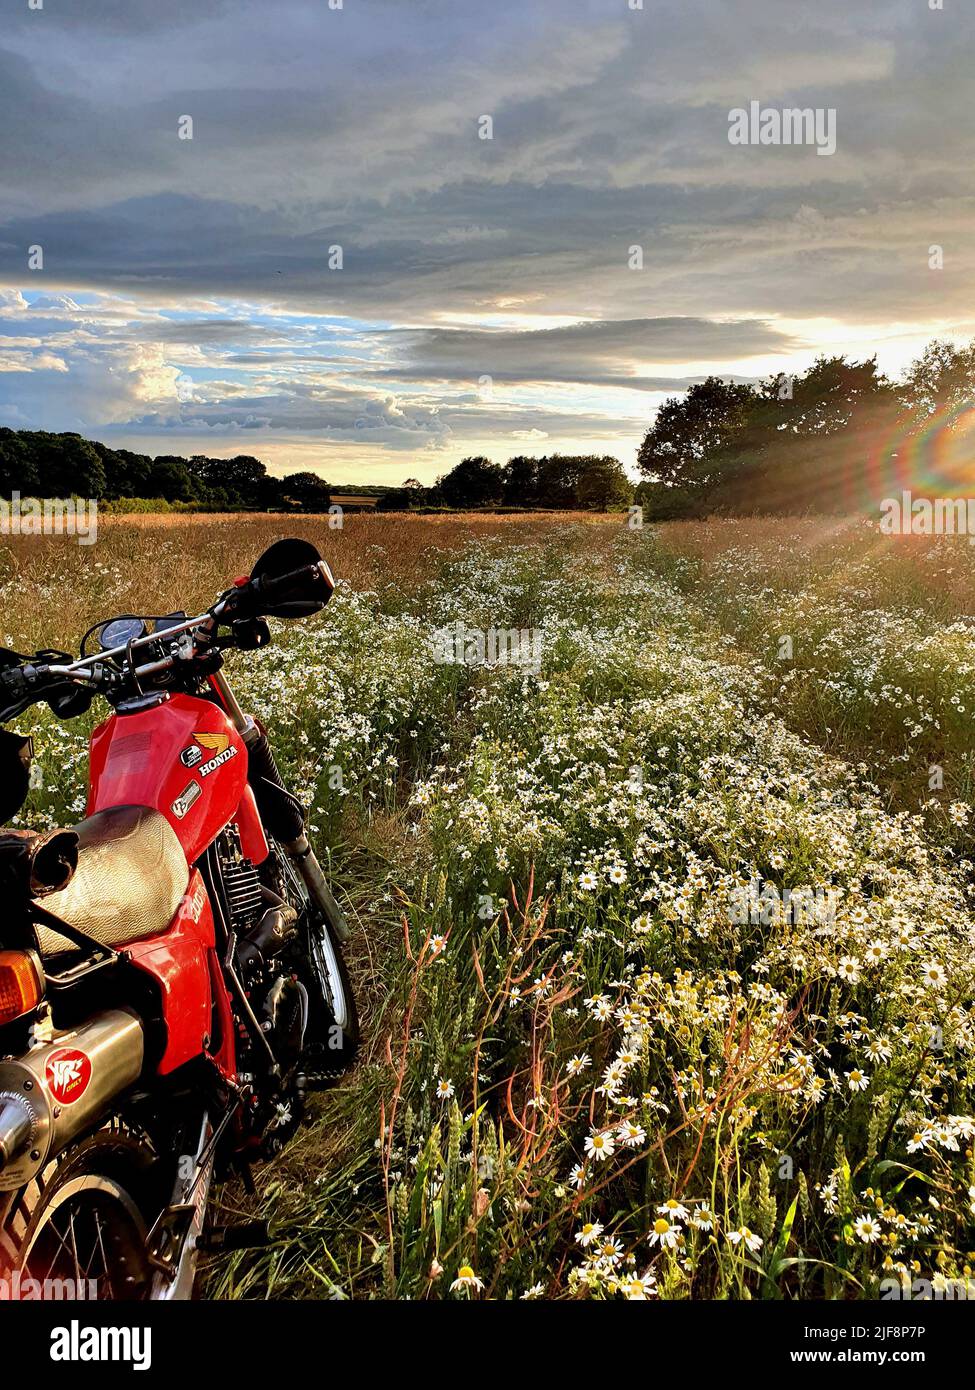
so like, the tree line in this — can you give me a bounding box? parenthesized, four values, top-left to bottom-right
(6, 337, 968, 518)
(634, 339, 975, 517)
(0, 431, 333, 511)
(375, 454, 633, 511)
(0, 431, 637, 514)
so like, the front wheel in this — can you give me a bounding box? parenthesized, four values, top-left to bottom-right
(302, 911, 360, 1080)
(265, 840, 359, 1082)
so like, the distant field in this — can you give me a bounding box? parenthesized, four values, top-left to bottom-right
(330, 493, 379, 509)
(4, 511, 974, 1300)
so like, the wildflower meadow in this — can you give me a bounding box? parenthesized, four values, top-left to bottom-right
(4, 512, 974, 1301)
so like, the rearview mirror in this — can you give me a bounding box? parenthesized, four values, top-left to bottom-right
(250, 538, 335, 619)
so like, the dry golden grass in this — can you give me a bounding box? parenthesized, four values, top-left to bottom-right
(650, 514, 975, 615)
(0, 511, 618, 653)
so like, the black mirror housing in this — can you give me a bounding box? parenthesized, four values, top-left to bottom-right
(249, 538, 334, 619)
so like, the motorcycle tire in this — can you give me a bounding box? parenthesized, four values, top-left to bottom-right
(0, 1121, 163, 1301)
(267, 839, 359, 1083)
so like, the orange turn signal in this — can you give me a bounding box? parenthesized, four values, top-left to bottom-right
(0, 950, 43, 1026)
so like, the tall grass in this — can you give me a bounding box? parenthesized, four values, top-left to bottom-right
(2, 515, 973, 1300)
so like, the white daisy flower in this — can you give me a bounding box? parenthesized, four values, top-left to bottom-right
(726, 1226, 763, 1254)
(853, 1215, 882, 1243)
(575, 1221, 603, 1247)
(449, 1264, 484, 1293)
(584, 1130, 616, 1162)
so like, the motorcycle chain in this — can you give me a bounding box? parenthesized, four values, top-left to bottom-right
(299, 1066, 350, 1090)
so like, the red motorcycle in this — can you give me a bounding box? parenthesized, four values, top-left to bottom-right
(0, 538, 358, 1299)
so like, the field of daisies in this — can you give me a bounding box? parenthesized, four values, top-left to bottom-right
(7, 514, 975, 1300)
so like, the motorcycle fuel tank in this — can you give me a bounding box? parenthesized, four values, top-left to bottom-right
(88, 692, 249, 864)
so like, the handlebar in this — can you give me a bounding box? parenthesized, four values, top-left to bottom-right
(0, 556, 335, 720)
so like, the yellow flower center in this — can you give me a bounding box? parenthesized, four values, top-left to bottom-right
(458, 1265, 474, 1280)
(654, 1218, 670, 1235)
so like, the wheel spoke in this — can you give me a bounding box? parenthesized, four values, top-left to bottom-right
(40, 1215, 76, 1281)
(29, 1195, 136, 1297)
(68, 1208, 83, 1284)
(93, 1210, 115, 1298)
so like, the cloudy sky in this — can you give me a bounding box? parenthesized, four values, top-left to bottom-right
(0, 0, 972, 482)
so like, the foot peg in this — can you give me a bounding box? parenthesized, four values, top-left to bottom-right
(201, 1220, 271, 1253)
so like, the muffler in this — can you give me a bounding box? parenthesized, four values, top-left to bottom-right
(0, 1009, 144, 1191)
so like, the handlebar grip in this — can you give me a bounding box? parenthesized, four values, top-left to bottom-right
(257, 562, 329, 600)
(255, 564, 307, 599)
(0, 665, 30, 700)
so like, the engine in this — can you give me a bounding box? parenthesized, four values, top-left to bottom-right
(216, 824, 263, 935)
(215, 828, 307, 1078)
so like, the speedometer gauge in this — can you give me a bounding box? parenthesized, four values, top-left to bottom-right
(98, 617, 147, 651)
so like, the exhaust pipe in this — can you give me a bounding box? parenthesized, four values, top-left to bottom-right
(0, 1009, 144, 1191)
(0, 1101, 32, 1169)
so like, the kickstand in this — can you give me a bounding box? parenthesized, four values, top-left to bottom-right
(201, 1219, 270, 1253)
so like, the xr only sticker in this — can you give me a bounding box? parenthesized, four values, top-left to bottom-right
(171, 780, 202, 819)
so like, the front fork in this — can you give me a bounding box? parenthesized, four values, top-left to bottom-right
(209, 670, 350, 943)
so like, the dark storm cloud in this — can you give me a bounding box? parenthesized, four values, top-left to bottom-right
(0, 0, 972, 460)
(4, 0, 235, 34)
(382, 318, 794, 388)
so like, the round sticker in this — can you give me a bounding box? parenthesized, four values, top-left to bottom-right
(45, 1047, 92, 1105)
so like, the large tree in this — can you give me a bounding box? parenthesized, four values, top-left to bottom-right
(279, 471, 332, 512)
(637, 377, 756, 487)
(0, 429, 40, 496)
(900, 339, 975, 423)
(20, 432, 107, 498)
(437, 456, 504, 508)
(534, 455, 598, 508)
(708, 356, 899, 514)
(501, 455, 540, 506)
(145, 456, 196, 502)
(575, 456, 633, 509)
(772, 355, 895, 437)
(94, 444, 153, 499)
(188, 454, 268, 507)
